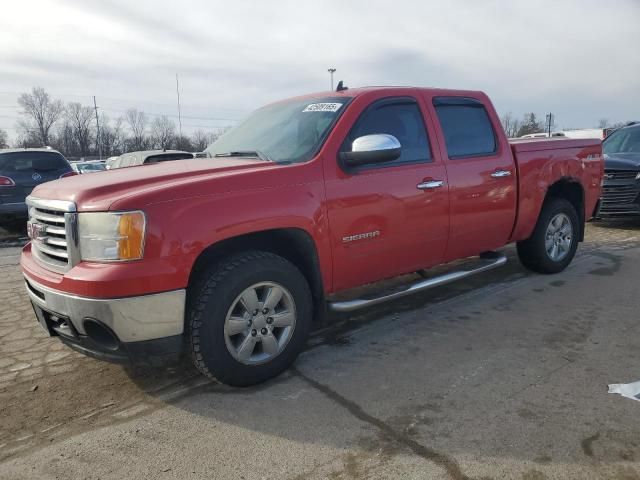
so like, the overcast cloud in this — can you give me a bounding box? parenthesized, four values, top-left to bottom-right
(1, 0, 638, 139)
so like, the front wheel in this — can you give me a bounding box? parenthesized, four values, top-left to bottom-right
(187, 251, 312, 386)
(517, 197, 580, 274)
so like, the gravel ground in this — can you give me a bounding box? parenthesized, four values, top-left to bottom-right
(1, 220, 639, 479)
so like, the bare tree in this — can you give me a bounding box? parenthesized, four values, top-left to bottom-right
(500, 112, 521, 138)
(0, 128, 8, 148)
(125, 109, 148, 151)
(515, 113, 544, 137)
(174, 134, 193, 151)
(190, 130, 210, 151)
(100, 115, 126, 157)
(151, 115, 176, 150)
(15, 129, 43, 148)
(598, 118, 610, 129)
(17, 87, 64, 146)
(52, 121, 75, 156)
(65, 102, 95, 157)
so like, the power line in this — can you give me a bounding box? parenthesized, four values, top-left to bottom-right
(81, 107, 239, 122)
(0, 90, 249, 114)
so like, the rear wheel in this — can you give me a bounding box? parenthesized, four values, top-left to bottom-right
(188, 251, 312, 386)
(517, 197, 580, 274)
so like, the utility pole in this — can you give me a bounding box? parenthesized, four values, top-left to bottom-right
(176, 73, 183, 146)
(546, 112, 554, 137)
(93, 96, 102, 160)
(327, 68, 336, 91)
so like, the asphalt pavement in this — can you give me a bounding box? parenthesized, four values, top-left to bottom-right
(1, 221, 640, 479)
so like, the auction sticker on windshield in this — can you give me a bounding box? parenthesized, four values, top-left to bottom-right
(303, 103, 343, 112)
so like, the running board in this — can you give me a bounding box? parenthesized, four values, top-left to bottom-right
(328, 251, 507, 313)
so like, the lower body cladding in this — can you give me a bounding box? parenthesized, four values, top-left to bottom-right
(24, 276, 186, 366)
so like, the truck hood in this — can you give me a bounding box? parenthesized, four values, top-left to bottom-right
(604, 153, 640, 171)
(31, 157, 276, 211)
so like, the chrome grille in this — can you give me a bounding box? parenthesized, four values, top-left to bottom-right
(26, 197, 79, 273)
(604, 170, 638, 181)
(600, 169, 640, 215)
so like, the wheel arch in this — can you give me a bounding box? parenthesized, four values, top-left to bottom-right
(187, 228, 326, 320)
(544, 178, 585, 241)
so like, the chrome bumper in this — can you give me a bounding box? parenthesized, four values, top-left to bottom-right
(24, 276, 185, 342)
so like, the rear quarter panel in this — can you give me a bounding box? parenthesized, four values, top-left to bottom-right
(509, 139, 603, 242)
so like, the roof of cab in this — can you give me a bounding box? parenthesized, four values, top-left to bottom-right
(272, 85, 488, 109)
(282, 85, 488, 103)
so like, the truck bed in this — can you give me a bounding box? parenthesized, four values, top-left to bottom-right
(509, 136, 602, 152)
(508, 137, 603, 242)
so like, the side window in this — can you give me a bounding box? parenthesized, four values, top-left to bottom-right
(343, 99, 432, 165)
(433, 97, 497, 159)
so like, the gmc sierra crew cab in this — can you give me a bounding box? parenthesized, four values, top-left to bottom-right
(21, 86, 603, 386)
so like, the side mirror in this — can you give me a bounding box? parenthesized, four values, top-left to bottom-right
(340, 134, 401, 167)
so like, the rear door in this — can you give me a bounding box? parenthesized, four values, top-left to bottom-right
(324, 94, 450, 291)
(428, 96, 517, 261)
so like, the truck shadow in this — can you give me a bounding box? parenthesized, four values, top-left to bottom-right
(128, 240, 640, 478)
(592, 218, 640, 231)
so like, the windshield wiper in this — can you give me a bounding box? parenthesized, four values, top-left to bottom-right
(214, 150, 273, 162)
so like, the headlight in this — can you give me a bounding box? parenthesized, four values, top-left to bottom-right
(78, 211, 146, 261)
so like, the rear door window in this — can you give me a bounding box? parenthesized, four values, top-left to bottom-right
(433, 97, 497, 159)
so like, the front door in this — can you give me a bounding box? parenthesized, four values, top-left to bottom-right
(323, 94, 450, 292)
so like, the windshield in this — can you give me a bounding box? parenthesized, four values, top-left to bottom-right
(603, 127, 640, 154)
(206, 96, 351, 163)
(79, 163, 106, 173)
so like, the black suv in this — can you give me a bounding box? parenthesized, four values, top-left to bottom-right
(0, 148, 75, 219)
(600, 123, 640, 217)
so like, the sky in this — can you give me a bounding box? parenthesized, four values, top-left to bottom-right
(1, 0, 639, 141)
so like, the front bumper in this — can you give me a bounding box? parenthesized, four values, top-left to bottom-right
(24, 275, 186, 365)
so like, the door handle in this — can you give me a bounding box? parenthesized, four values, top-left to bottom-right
(491, 170, 512, 178)
(417, 180, 444, 190)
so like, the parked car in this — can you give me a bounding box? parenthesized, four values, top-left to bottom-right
(71, 161, 106, 174)
(21, 86, 603, 386)
(0, 148, 75, 220)
(106, 150, 193, 169)
(559, 129, 609, 140)
(598, 122, 640, 217)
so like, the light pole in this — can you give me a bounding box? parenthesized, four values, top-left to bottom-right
(327, 68, 336, 91)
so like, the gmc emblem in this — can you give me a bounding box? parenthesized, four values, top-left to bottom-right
(27, 222, 46, 240)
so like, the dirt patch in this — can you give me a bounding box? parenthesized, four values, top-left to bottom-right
(0, 354, 200, 461)
(581, 432, 600, 458)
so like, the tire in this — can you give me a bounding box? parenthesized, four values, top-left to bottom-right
(187, 251, 312, 386)
(517, 197, 580, 274)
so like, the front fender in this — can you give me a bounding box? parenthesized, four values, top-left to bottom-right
(141, 179, 332, 292)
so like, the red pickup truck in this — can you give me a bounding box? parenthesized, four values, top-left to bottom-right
(21, 86, 603, 386)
